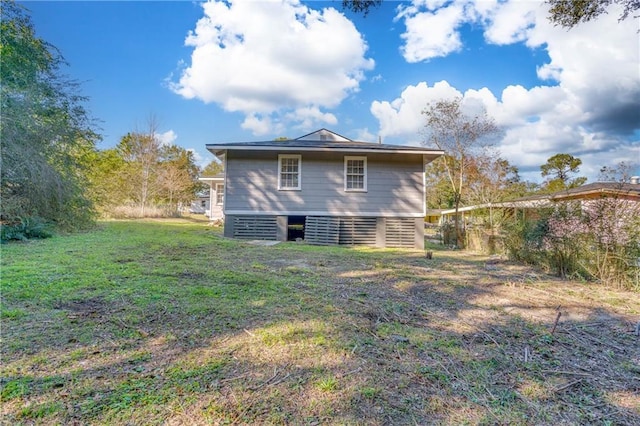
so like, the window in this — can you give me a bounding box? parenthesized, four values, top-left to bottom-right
(215, 183, 224, 205)
(344, 156, 367, 191)
(278, 155, 301, 190)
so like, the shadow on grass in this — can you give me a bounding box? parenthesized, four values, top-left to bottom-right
(2, 221, 638, 424)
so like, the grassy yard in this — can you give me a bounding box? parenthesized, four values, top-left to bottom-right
(1, 219, 639, 425)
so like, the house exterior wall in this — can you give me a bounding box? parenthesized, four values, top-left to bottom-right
(209, 201, 224, 220)
(209, 184, 224, 220)
(192, 180, 224, 219)
(224, 151, 425, 217)
(189, 197, 208, 214)
(224, 214, 424, 250)
(190, 195, 223, 219)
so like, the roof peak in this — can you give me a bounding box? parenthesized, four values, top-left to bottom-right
(295, 128, 352, 142)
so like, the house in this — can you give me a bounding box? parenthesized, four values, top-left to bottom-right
(438, 180, 640, 251)
(206, 129, 443, 248)
(189, 190, 208, 214)
(194, 173, 225, 220)
(439, 180, 640, 224)
(539, 180, 640, 202)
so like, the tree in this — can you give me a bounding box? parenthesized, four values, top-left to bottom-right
(342, 0, 638, 29)
(201, 160, 224, 177)
(467, 155, 524, 204)
(546, 0, 639, 29)
(116, 117, 163, 216)
(598, 161, 636, 182)
(466, 154, 527, 229)
(1, 1, 99, 237)
(426, 153, 528, 211)
(422, 98, 500, 247)
(341, 0, 381, 16)
(157, 145, 201, 212)
(424, 156, 457, 210)
(85, 148, 129, 215)
(93, 120, 202, 217)
(540, 153, 587, 193)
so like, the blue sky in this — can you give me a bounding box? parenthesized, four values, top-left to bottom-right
(23, 0, 639, 182)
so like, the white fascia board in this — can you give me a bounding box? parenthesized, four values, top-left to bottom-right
(206, 145, 443, 156)
(440, 205, 487, 215)
(224, 210, 425, 218)
(440, 199, 553, 215)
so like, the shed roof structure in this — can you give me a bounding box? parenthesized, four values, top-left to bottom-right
(440, 181, 640, 217)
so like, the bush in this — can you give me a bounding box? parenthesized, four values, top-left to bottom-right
(1, 216, 52, 242)
(578, 198, 640, 289)
(440, 222, 460, 247)
(502, 213, 548, 265)
(502, 201, 640, 290)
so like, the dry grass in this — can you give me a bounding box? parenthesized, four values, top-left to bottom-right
(1, 219, 639, 425)
(107, 205, 183, 219)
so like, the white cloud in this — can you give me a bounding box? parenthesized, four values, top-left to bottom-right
(377, 1, 640, 181)
(371, 81, 462, 137)
(157, 129, 177, 146)
(171, 0, 374, 134)
(399, 2, 466, 61)
(479, 0, 538, 45)
(353, 127, 376, 142)
(241, 114, 282, 136)
(285, 106, 338, 131)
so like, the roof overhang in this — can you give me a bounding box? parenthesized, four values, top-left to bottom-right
(207, 145, 443, 157)
(440, 199, 553, 215)
(550, 188, 640, 202)
(198, 176, 224, 183)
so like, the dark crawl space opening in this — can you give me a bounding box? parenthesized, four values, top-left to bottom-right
(287, 216, 306, 241)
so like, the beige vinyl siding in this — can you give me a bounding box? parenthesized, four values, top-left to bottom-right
(224, 151, 424, 217)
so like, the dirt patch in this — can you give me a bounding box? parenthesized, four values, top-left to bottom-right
(268, 258, 314, 270)
(54, 297, 108, 319)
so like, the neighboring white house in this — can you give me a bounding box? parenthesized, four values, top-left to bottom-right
(439, 180, 640, 224)
(206, 128, 443, 248)
(194, 173, 225, 220)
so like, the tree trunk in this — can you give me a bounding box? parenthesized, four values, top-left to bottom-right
(454, 194, 462, 248)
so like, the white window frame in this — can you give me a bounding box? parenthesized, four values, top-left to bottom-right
(278, 154, 302, 190)
(344, 156, 367, 192)
(215, 183, 224, 205)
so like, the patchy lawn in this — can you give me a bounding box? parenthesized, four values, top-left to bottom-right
(1, 219, 639, 425)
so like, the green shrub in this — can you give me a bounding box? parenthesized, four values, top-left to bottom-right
(502, 214, 547, 266)
(1, 216, 52, 242)
(502, 202, 640, 290)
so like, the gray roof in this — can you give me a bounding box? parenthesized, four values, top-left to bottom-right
(440, 181, 640, 215)
(512, 181, 640, 202)
(206, 128, 443, 156)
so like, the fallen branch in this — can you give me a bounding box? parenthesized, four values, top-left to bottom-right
(550, 311, 561, 334)
(268, 373, 291, 387)
(249, 368, 280, 391)
(220, 372, 251, 383)
(340, 367, 363, 378)
(541, 370, 592, 377)
(565, 325, 625, 352)
(554, 379, 582, 392)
